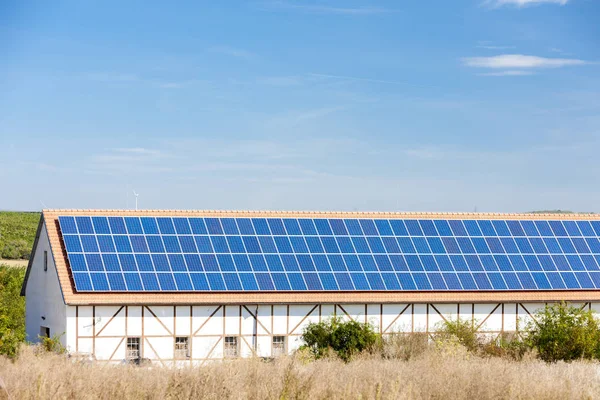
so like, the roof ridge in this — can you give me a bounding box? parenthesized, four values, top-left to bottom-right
(42, 209, 598, 218)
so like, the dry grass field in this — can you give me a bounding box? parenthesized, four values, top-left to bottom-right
(1, 346, 599, 400)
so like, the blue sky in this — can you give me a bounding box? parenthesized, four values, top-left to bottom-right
(1, 0, 599, 212)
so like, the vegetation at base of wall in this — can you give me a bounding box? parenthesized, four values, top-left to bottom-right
(300, 317, 380, 362)
(433, 318, 480, 352)
(2, 347, 600, 399)
(0, 211, 40, 260)
(39, 334, 67, 355)
(0, 265, 26, 358)
(524, 302, 600, 362)
(300, 303, 600, 364)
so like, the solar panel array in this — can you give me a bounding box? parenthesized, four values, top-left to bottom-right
(57, 215, 600, 292)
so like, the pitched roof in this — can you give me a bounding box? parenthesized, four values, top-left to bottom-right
(28, 209, 600, 305)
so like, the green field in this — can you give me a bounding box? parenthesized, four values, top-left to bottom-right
(0, 212, 41, 260)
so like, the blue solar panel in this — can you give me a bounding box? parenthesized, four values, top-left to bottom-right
(57, 216, 600, 292)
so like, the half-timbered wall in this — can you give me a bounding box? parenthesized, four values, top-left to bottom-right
(65, 302, 600, 365)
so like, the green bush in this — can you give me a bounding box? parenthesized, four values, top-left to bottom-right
(433, 318, 480, 353)
(300, 317, 380, 362)
(0, 265, 26, 358)
(525, 302, 600, 363)
(39, 333, 66, 354)
(480, 333, 530, 361)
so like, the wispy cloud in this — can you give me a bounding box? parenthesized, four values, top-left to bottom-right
(462, 54, 588, 69)
(262, 1, 395, 15)
(264, 106, 345, 129)
(84, 72, 207, 89)
(208, 46, 257, 60)
(256, 76, 304, 87)
(88, 147, 171, 174)
(477, 45, 516, 50)
(111, 148, 164, 157)
(486, 0, 568, 7)
(309, 73, 433, 88)
(479, 70, 534, 76)
(155, 79, 207, 89)
(84, 72, 140, 83)
(476, 41, 516, 50)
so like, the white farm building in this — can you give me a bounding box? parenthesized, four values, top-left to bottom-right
(21, 209, 600, 365)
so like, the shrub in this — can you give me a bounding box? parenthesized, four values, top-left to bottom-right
(300, 317, 380, 362)
(525, 302, 600, 363)
(39, 334, 66, 354)
(480, 333, 531, 361)
(433, 318, 480, 353)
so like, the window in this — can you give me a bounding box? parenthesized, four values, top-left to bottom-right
(272, 336, 286, 357)
(44, 251, 48, 272)
(174, 336, 189, 359)
(40, 326, 50, 338)
(224, 336, 238, 358)
(126, 337, 140, 360)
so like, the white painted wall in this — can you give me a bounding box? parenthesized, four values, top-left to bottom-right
(64, 301, 600, 364)
(24, 223, 67, 346)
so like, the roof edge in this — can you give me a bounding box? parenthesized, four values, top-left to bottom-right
(41, 209, 600, 219)
(20, 215, 44, 297)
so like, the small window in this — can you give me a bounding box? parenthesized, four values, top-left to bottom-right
(224, 336, 238, 358)
(272, 336, 286, 357)
(126, 337, 140, 360)
(44, 251, 48, 272)
(174, 336, 189, 359)
(40, 326, 50, 338)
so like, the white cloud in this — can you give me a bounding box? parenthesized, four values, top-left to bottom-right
(488, 0, 568, 7)
(462, 54, 587, 69)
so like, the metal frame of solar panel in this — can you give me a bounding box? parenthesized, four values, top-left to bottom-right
(57, 216, 600, 293)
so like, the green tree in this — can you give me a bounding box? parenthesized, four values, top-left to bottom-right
(526, 302, 600, 362)
(301, 317, 380, 362)
(0, 265, 26, 358)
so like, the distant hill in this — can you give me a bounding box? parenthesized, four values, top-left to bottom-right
(0, 212, 41, 260)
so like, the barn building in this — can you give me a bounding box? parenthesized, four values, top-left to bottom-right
(21, 209, 600, 365)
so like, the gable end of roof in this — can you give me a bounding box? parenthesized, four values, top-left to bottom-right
(20, 214, 44, 297)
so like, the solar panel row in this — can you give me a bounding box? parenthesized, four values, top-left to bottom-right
(70, 270, 600, 292)
(62, 233, 600, 256)
(57, 216, 600, 293)
(58, 216, 600, 237)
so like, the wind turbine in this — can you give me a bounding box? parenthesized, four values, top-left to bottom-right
(133, 190, 139, 211)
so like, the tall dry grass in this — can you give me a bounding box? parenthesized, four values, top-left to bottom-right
(1, 344, 600, 400)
